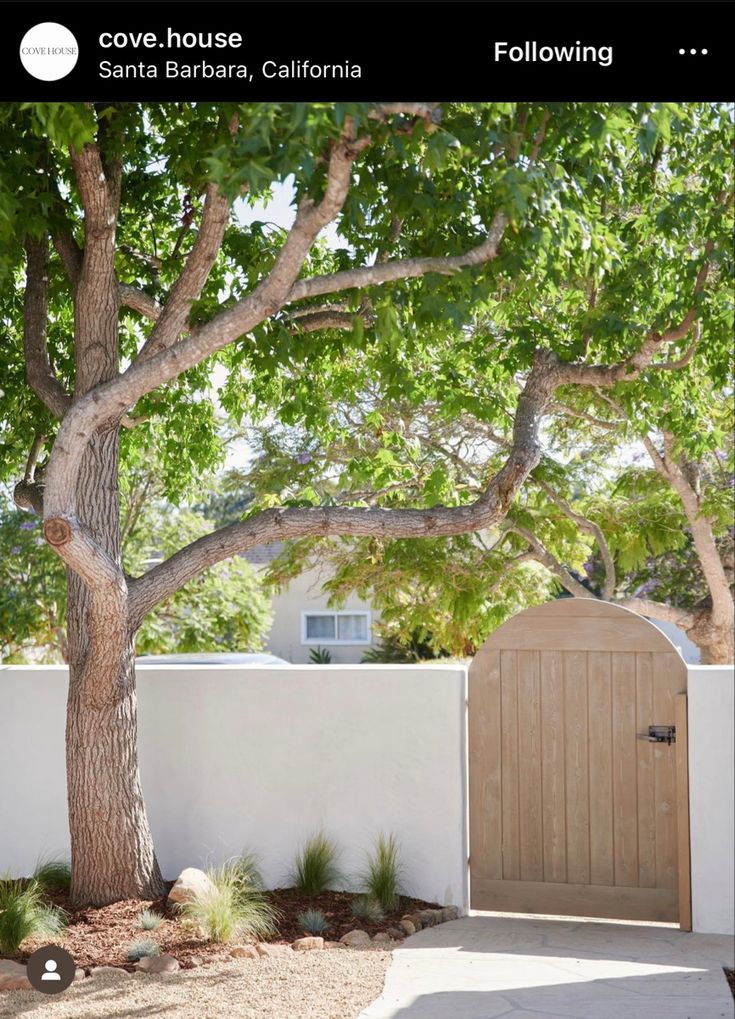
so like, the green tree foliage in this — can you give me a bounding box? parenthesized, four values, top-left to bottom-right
(0, 489, 272, 661)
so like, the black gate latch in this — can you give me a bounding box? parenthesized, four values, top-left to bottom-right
(636, 725, 676, 744)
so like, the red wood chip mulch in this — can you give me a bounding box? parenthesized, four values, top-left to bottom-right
(12, 884, 440, 971)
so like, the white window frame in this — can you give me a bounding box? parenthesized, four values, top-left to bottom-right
(300, 610, 372, 646)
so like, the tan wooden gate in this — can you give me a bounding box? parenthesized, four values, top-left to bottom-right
(469, 599, 691, 926)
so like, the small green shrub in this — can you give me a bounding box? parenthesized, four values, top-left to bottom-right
(0, 878, 67, 954)
(363, 833, 402, 912)
(297, 908, 329, 935)
(351, 896, 385, 923)
(178, 859, 277, 945)
(139, 909, 163, 931)
(291, 833, 341, 896)
(126, 937, 160, 961)
(308, 646, 332, 664)
(32, 856, 72, 894)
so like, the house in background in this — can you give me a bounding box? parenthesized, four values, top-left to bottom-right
(244, 544, 702, 666)
(244, 543, 379, 664)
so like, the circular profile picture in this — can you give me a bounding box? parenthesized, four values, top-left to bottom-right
(19, 23, 79, 81)
(25, 946, 76, 994)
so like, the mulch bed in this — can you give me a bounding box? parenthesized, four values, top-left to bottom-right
(12, 882, 439, 971)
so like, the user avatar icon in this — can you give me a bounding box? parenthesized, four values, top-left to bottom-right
(41, 959, 61, 981)
(26, 946, 76, 993)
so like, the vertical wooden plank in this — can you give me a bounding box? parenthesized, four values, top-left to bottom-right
(588, 651, 614, 885)
(564, 651, 590, 884)
(653, 653, 679, 890)
(612, 652, 638, 886)
(469, 649, 502, 883)
(541, 650, 566, 883)
(636, 653, 657, 887)
(517, 650, 543, 881)
(500, 649, 520, 880)
(675, 693, 692, 931)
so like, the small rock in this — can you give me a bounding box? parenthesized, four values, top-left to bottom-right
(255, 944, 271, 958)
(229, 945, 259, 960)
(291, 936, 324, 952)
(441, 905, 459, 922)
(387, 927, 405, 940)
(0, 961, 32, 991)
(407, 914, 423, 930)
(339, 929, 371, 947)
(74, 968, 86, 981)
(399, 919, 416, 936)
(324, 941, 345, 949)
(90, 966, 131, 980)
(188, 956, 204, 968)
(372, 932, 393, 944)
(136, 955, 180, 974)
(167, 867, 216, 907)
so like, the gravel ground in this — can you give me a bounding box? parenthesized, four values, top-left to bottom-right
(0, 948, 391, 1019)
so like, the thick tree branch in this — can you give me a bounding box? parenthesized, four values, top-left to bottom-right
(127, 351, 557, 625)
(23, 236, 72, 418)
(118, 284, 162, 322)
(136, 183, 231, 363)
(44, 125, 373, 519)
(615, 597, 696, 631)
(285, 210, 507, 305)
(646, 430, 733, 630)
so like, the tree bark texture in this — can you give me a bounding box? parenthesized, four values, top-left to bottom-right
(64, 431, 164, 905)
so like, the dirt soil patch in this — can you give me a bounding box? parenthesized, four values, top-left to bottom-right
(10, 883, 438, 970)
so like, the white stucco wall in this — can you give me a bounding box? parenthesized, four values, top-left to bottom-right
(0, 664, 468, 910)
(687, 665, 734, 935)
(263, 567, 379, 664)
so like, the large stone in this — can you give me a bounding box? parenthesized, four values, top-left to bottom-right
(90, 966, 131, 980)
(416, 909, 436, 927)
(229, 945, 259, 960)
(0, 960, 31, 991)
(387, 927, 406, 940)
(291, 936, 324, 952)
(255, 944, 272, 958)
(441, 905, 460, 922)
(136, 955, 180, 974)
(399, 919, 416, 936)
(167, 867, 216, 907)
(406, 914, 423, 930)
(339, 929, 371, 947)
(372, 932, 393, 944)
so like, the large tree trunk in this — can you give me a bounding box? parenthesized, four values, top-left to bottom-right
(63, 425, 164, 906)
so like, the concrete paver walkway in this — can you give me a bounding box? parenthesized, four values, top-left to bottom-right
(359, 914, 734, 1019)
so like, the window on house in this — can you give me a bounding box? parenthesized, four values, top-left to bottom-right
(301, 611, 371, 645)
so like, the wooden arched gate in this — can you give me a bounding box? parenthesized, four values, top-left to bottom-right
(469, 599, 691, 928)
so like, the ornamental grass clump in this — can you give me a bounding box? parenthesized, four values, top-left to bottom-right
(363, 833, 403, 913)
(126, 937, 160, 961)
(139, 909, 163, 931)
(291, 832, 342, 896)
(178, 855, 277, 945)
(0, 877, 67, 954)
(297, 908, 329, 935)
(32, 856, 72, 894)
